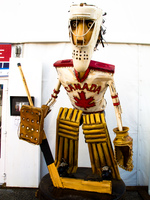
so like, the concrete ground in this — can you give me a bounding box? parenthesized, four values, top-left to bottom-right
(0, 187, 38, 200)
(0, 186, 150, 200)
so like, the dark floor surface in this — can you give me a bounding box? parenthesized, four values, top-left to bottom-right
(0, 186, 150, 200)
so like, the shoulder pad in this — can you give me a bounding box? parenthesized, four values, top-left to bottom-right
(53, 59, 73, 67)
(53, 59, 115, 73)
(89, 60, 115, 73)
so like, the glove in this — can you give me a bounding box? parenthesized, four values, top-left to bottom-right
(19, 105, 49, 145)
(113, 127, 133, 171)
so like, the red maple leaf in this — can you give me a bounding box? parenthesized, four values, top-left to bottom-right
(74, 91, 95, 110)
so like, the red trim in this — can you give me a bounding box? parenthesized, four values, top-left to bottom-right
(89, 60, 115, 73)
(113, 102, 120, 106)
(51, 94, 57, 99)
(53, 59, 115, 73)
(54, 59, 73, 67)
(53, 89, 60, 94)
(74, 68, 90, 83)
(111, 94, 118, 99)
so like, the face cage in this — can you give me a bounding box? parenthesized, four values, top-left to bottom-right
(69, 19, 95, 47)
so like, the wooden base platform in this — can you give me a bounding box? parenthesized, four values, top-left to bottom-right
(38, 167, 125, 200)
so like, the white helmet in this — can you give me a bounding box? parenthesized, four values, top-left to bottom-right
(69, 3, 103, 72)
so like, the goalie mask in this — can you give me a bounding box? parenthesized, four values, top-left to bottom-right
(69, 3, 103, 72)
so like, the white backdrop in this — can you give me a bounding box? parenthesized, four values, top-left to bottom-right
(0, 0, 150, 44)
(1, 0, 150, 187)
(7, 58, 42, 187)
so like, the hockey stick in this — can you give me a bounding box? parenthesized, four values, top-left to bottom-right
(17, 63, 63, 187)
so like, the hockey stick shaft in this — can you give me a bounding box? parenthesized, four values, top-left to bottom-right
(17, 63, 34, 106)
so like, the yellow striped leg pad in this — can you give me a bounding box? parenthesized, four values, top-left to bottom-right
(55, 107, 82, 174)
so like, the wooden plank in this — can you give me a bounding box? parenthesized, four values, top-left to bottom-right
(61, 177, 112, 194)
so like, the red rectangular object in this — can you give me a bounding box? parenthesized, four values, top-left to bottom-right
(0, 44, 11, 61)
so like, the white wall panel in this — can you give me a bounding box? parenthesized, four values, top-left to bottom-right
(7, 58, 42, 187)
(137, 45, 150, 185)
(0, 0, 150, 44)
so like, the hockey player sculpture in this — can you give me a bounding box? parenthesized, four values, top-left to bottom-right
(18, 3, 133, 196)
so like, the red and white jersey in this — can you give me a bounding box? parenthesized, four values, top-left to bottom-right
(54, 59, 115, 114)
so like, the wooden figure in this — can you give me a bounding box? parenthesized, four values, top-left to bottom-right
(18, 3, 133, 199)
